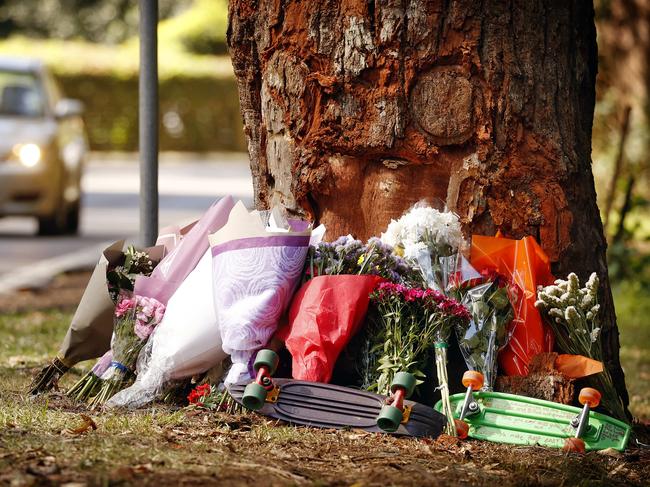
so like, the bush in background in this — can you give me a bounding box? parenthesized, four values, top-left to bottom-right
(59, 73, 246, 152)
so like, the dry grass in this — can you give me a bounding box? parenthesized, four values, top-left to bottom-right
(0, 276, 649, 486)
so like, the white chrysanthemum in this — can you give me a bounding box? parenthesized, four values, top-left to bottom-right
(403, 241, 428, 259)
(380, 206, 464, 252)
(380, 218, 402, 247)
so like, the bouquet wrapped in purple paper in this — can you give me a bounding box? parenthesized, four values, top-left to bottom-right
(209, 202, 313, 385)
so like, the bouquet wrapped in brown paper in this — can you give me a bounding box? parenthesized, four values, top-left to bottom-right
(28, 241, 165, 395)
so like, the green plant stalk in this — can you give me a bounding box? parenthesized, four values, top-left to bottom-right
(546, 317, 626, 421)
(67, 370, 103, 402)
(435, 343, 456, 436)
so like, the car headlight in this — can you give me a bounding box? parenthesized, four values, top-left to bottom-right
(12, 143, 42, 167)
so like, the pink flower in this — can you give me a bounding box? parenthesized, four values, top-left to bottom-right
(134, 319, 154, 340)
(115, 296, 135, 317)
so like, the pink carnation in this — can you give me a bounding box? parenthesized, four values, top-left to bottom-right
(115, 296, 135, 317)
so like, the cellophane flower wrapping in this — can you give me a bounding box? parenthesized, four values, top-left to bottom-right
(210, 203, 311, 385)
(536, 273, 627, 421)
(366, 282, 470, 434)
(88, 292, 165, 405)
(380, 204, 469, 434)
(106, 249, 227, 408)
(470, 233, 555, 376)
(276, 236, 421, 383)
(453, 269, 520, 392)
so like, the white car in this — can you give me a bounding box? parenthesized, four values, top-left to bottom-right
(0, 56, 87, 235)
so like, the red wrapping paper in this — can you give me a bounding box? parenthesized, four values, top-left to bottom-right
(277, 275, 382, 383)
(471, 234, 555, 376)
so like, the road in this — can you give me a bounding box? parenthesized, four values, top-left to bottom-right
(0, 152, 253, 279)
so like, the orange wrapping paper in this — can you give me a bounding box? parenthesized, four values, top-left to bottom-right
(277, 275, 382, 383)
(555, 354, 604, 379)
(470, 234, 555, 376)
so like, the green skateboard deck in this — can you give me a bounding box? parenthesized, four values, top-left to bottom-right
(435, 391, 630, 451)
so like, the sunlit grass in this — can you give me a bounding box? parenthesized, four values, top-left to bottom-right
(0, 282, 647, 482)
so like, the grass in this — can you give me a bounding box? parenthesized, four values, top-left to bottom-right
(0, 283, 648, 485)
(613, 281, 650, 418)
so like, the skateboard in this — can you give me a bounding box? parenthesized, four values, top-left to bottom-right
(435, 371, 631, 451)
(227, 350, 446, 438)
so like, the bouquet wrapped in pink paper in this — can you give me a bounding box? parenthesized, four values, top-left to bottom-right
(72, 196, 235, 405)
(209, 202, 312, 385)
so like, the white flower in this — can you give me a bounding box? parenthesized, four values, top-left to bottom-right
(380, 206, 465, 253)
(380, 218, 402, 247)
(590, 327, 601, 343)
(403, 241, 428, 259)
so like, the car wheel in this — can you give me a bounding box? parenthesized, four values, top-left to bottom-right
(37, 204, 67, 236)
(64, 200, 80, 235)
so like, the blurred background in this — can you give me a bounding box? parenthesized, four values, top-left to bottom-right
(0, 0, 647, 413)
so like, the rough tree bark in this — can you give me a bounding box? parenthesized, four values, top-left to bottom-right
(227, 0, 629, 413)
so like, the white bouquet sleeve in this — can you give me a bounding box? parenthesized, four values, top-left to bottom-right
(106, 248, 226, 408)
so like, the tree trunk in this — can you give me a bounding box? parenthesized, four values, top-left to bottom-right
(227, 0, 629, 414)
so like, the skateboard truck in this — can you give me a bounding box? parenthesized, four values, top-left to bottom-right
(376, 372, 417, 433)
(242, 349, 280, 411)
(563, 387, 602, 453)
(455, 370, 485, 439)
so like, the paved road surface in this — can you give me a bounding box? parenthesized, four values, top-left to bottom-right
(0, 152, 253, 278)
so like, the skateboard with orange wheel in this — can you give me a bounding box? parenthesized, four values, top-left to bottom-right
(229, 350, 446, 438)
(436, 373, 631, 451)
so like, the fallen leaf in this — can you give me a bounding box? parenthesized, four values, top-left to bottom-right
(596, 448, 623, 458)
(65, 414, 97, 435)
(133, 463, 154, 473)
(26, 456, 59, 476)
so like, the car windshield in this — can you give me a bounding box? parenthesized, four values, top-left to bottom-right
(0, 70, 44, 117)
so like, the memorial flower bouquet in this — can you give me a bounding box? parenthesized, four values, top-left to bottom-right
(366, 282, 470, 433)
(66, 245, 159, 402)
(380, 205, 469, 434)
(454, 269, 519, 391)
(88, 292, 166, 405)
(277, 236, 421, 383)
(380, 205, 466, 292)
(535, 272, 626, 420)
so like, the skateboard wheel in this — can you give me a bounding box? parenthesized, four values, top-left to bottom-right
(377, 404, 403, 433)
(563, 437, 586, 453)
(454, 419, 470, 439)
(390, 372, 416, 398)
(242, 382, 268, 410)
(578, 387, 601, 408)
(253, 349, 279, 375)
(462, 370, 484, 391)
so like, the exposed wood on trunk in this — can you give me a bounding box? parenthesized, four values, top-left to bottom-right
(227, 0, 629, 416)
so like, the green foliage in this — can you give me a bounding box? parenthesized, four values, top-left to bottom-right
(0, 0, 191, 43)
(0, 35, 244, 152)
(159, 0, 229, 55)
(606, 193, 650, 289)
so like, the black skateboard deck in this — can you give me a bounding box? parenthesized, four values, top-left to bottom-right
(228, 378, 445, 438)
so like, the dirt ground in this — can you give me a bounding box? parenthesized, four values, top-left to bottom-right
(0, 272, 649, 486)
